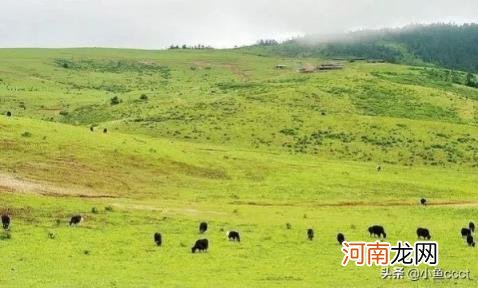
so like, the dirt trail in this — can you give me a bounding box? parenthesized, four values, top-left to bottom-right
(1, 172, 477, 211)
(111, 202, 227, 216)
(230, 200, 478, 208)
(0, 172, 114, 198)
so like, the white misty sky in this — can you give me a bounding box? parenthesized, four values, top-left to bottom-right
(0, 0, 477, 48)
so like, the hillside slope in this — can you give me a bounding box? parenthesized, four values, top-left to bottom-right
(1, 48, 478, 287)
(3, 116, 477, 203)
(1, 97, 478, 288)
(0, 48, 477, 167)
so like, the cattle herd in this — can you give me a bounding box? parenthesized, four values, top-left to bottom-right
(1, 204, 475, 254)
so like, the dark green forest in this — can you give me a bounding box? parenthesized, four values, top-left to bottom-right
(245, 24, 478, 74)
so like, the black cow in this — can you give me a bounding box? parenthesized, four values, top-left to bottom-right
(337, 233, 345, 245)
(420, 198, 427, 206)
(368, 225, 386, 238)
(416, 228, 431, 240)
(6, 111, 12, 117)
(307, 229, 314, 241)
(2, 214, 10, 230)
(154, 232, 162, 246)
(199, 222, 208, 234)
(469, 222, 475, 233)
(227, 231, 240, 242)
(90, 126, 94, 132)
(103, 128, 108, 134)
(461, 228, 472, 238)
(191, 239, 209, 253)
(467, 235, 475, 247)
(69, 215, 82, 226)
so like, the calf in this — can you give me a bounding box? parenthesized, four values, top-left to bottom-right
(368, 225, 386, 238)
(469, 222, 475, 233)
(416, 228, 431, 240)
(69, 215, 82, 226)
(467, 235, 475, 247)
(307, 229, 314, 241)
(199, 222, 208, 234)
(1, 214, 10, 230)
(337, 233, 345, 245)
(227, 231, 240, 242)
(154, 232, 162, 246)
(420, 198, 427, 206)
(461, 228, 472, 238)
(191, 239, 209, 253)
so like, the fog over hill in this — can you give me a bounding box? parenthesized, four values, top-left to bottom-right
(246, 23, 478, 73)
(0, 0, 477, 48)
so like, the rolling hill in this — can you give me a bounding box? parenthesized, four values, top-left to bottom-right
(0, 47, 477, 287)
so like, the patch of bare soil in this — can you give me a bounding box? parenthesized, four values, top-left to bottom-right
(0, 172, 114, 198)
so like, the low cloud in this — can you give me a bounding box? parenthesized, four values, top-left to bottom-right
(0, 0, 476, 48)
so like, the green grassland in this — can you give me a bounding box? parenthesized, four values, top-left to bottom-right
(0, 48, 477, 287)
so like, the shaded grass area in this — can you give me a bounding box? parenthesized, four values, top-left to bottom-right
(1, 116, 477, 203)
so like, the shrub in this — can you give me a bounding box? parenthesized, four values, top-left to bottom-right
(139, 94, 148, 101)
(21, 131, 32, 137)
(110, 96, 121, 106)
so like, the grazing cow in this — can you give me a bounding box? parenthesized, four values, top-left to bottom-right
(416, 228, 431, 240)
(227, 231, 240, 242)
(1, 214, 10, 230)
(461, 228, 472, 238)
(368, 225, 387, 238)
(307, 229, 314, 241)
(191, 239, 209, 253)
(154, 232, 162, 246)
(469, 222, 475, 233)
(337, 233, 345, 245)
(467, 235, 475, 247)
(103, 128, 108, 134)
(420, 198, 427, 206)
(69, 215, 82, 226)
(6, 111, 11, 117)
(199, 222, 208, 234)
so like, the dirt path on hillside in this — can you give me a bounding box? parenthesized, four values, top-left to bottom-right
(1, 172, 477, 210)
(111, 202, 227, 217)
(0, 172, 114, 198)
(230, 200, 478, 208)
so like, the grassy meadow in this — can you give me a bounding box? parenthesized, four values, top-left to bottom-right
(0, 48, 477, 287)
